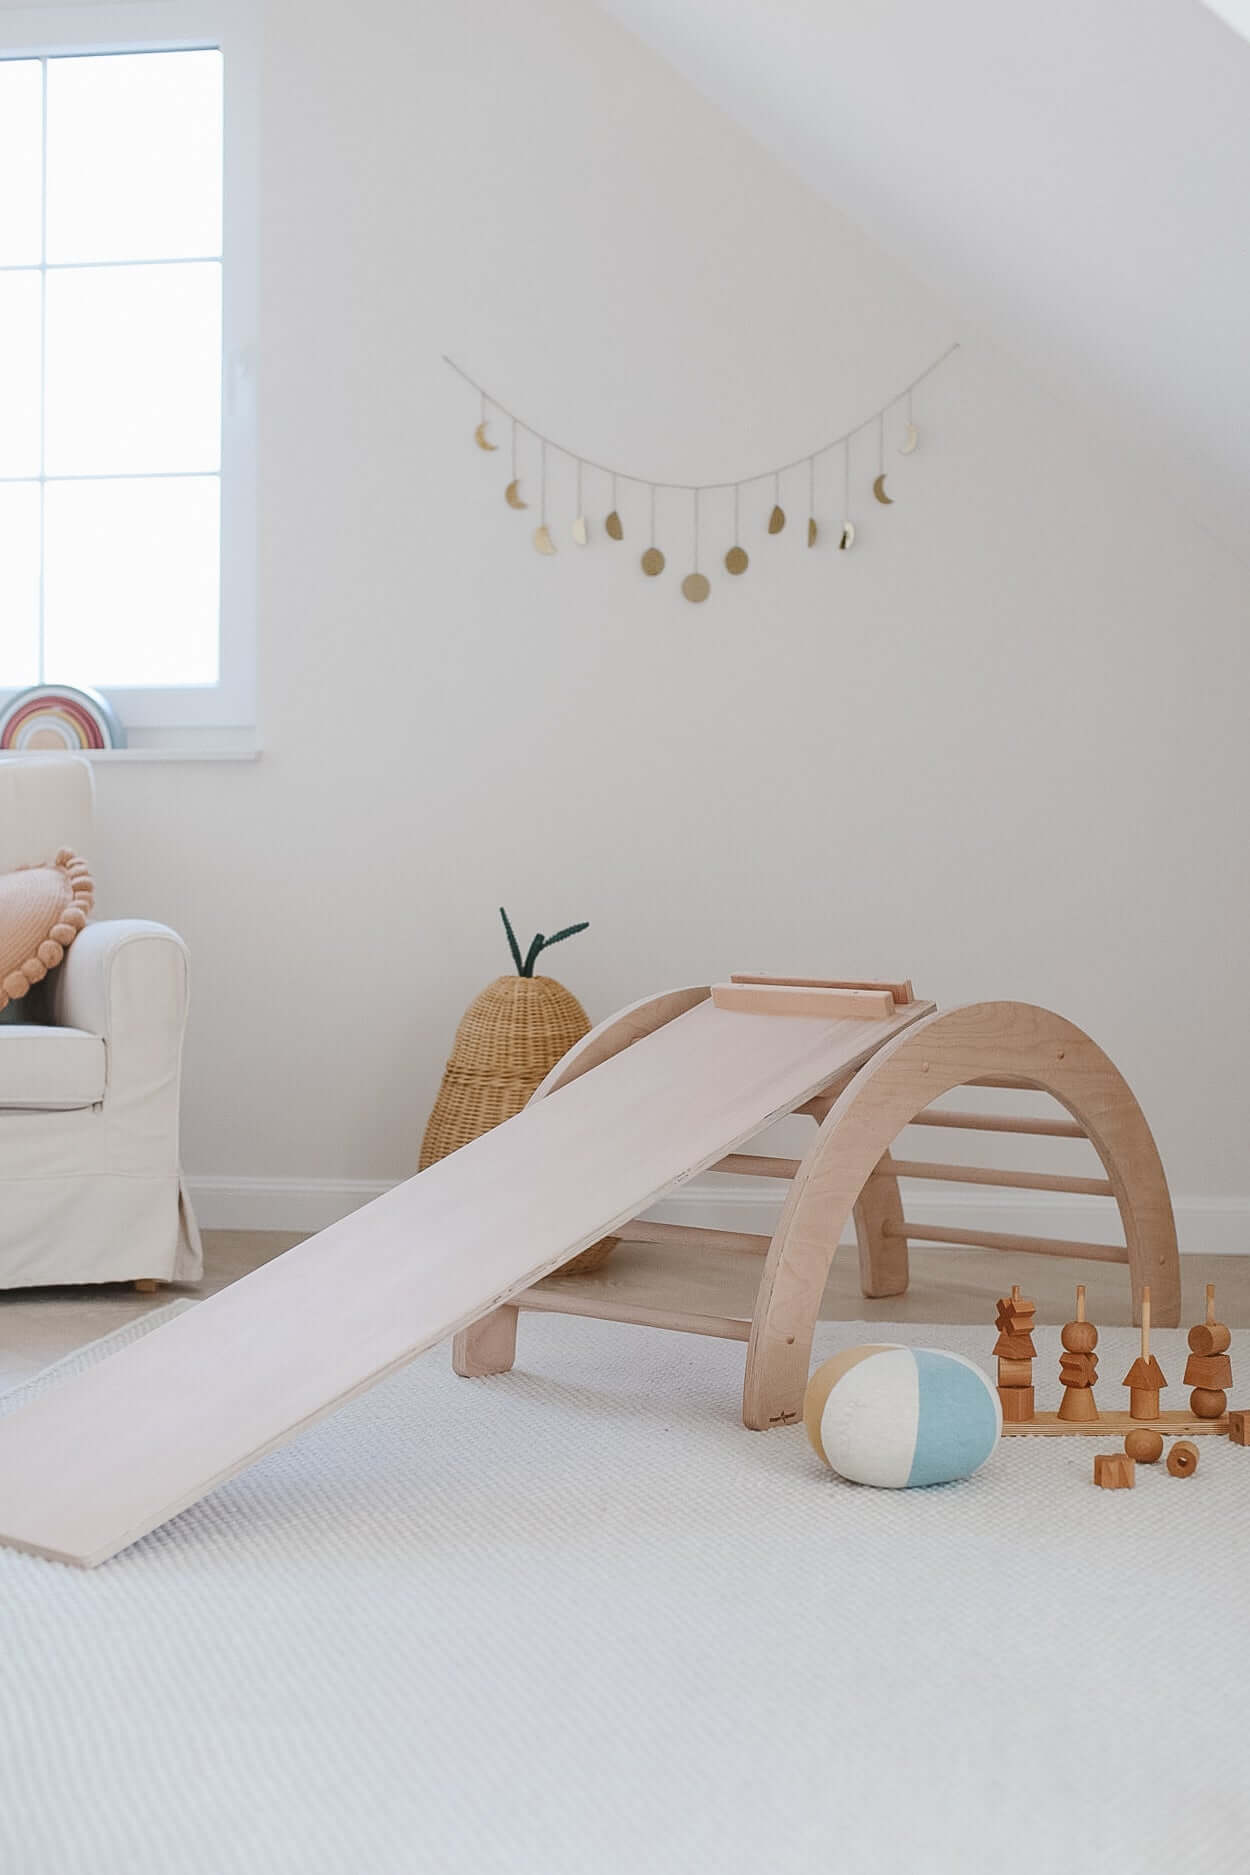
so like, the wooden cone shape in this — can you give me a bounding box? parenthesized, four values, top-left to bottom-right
(419, 973, 616, 1275)
(1058, 1385, 1100, 1422)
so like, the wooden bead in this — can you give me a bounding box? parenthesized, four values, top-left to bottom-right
(1166, 1440, 1199, 1478)
(1228, 1410, 1250, 1447)
(1128, 1388, 1161, 1422)
(1124, 1428, 1163, 1462)
(1061, 1320, 1098, 1352)
(1057, 1386, 1100, 1422)
(1182, 1352, 1232, 1388)
(1093, 1454, 1135, 1490)
(1188, 1322, 1231, 1356)
(999, 1386, 1035, 1422)
(1189, 1388, 1227, 1420)
(997, 1357, 1033, 1388)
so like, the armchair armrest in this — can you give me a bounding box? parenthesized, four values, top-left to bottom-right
(49, 921, 190, 1112)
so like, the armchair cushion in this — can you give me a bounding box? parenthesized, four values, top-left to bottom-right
(0, 848, 94, 1010)
(0, 1025, 105, 1110)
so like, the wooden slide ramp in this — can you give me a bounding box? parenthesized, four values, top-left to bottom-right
(0, 990, 927, 1567)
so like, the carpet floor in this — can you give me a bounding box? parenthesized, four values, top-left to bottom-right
(1, 1306, 1247, 1875)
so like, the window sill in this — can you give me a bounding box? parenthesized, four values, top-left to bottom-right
(73, 746, 261, 764)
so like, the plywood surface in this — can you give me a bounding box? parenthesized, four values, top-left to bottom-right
(0, 993, 930, 1567)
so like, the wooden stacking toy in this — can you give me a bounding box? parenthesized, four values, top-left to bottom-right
(1184, 1284, 1232, 1419)
(1122, 1286, 1168, 1419)
(1057, 1284, 1099, 1422)
(994, 1286, 1037, 1422)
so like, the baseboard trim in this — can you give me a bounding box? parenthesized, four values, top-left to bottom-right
(187, 1174, 1250, 1255)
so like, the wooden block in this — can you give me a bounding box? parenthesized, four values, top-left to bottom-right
(992, 1330, 1037, 1360)
(1060, 1320, 1098, 1353)
(133, 1279, 161, 1294)
(1228, 1410, 1250, 1446)
(1058, 1385, 1100, 1422)
(1183, 1352, 1233, 1388)
(1059, 1351, 1098, 1387)
(999, 1385, 1035, 1422)
(1123, 1355, 1167, 1392)
(997, 1358, 1034, 1387)
(1166, 1440, 1199, 1478)
(1189, 1388, 1227, 1420)
(1188, 1322, 1232, 1356)
(730, 973, 915, 1006)
(1129, 1387, 1162, 1421)
(1124, 1428, 1164, 1462)
(1093, 1454, 1135, 1490)
(711, 982, 896, 1021)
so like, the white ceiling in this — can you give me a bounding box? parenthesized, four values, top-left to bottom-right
(596, 0, 1250, 557)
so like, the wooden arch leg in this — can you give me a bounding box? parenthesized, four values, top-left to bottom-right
(452, 1305, 518, 1378)
(853, 1150, 908, 1298)
(743, 1001, 1179, 1430)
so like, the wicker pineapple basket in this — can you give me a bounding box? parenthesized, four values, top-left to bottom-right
(419, 913, 616, 1277)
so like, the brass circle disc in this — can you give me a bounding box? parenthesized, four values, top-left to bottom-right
(681, 572, 711, 603)
(724, 545, 749, 575)
(641, 546, 665, 577)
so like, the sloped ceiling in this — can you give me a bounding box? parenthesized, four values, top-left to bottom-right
(595, 0, 1250, 557)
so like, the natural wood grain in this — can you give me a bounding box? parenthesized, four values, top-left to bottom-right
(1093, 1454, 1135, 1489)
(744, 1001, 1180, 1430)
(888, 1160, 1115, 1198)
(712, 983, 896, 1021)
(518, 1289, 750, 1340)
(1124, 1428, 1164, 1462)
(908, 1109, 1086, 1140)
(1166, 1439, 1199, 1477)
(1005, 1412, 1229, 1438)
(730, 973, 915, 1005)
(884, 1221, 1130, 1263)
(852, 1150, 909, 1299)
(614, 1219, 773, 1256)
(451, 1305, 518, 1378)
(711, 1152, 802, 1179)
(0, 990, 932, 1567)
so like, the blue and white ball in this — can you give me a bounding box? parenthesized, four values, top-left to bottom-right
(804, 1344, 1001, 1488)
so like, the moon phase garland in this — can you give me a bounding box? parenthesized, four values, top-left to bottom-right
(447, 343, 957, 602)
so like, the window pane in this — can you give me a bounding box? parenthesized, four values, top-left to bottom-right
(0, 60, 42, 266)
(0, 484, 42, 689)
(45, 262, 221, 476)
(0, 273, 41, 477)
(44, 478, 219, 687)
(46, 50, 222, 264)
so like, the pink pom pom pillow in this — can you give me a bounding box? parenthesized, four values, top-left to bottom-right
(0, 848, 93, 1012)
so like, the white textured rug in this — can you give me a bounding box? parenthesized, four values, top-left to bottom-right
(2, 1306, 1248, 1875)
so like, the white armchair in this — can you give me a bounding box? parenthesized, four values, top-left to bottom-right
(0, 756, 201, 1288)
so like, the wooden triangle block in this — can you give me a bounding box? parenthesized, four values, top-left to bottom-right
(1122, 1355, 1167, 1390)
(992, 1330, 1037, 1359)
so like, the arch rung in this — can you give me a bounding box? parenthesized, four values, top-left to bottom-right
(711, 1152, 802, 1179)
(616, 1218, 772, 1256)
(910, 1108, 1085, 1140)
(889, 1159, 1114, 1198)
(884, 1220, 1129, 1263)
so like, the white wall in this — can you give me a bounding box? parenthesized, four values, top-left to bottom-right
(83, 0, 1250, 1245)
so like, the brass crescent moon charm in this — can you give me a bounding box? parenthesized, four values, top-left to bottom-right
(641, 546, 665, 577)
(504, 480, 528, 510)
(724, 545, 748, 575)
(681, 572, 710, 603)
(768, 504, 786, 535)
(474, 421, 498, 452)
(572, 515, 589, 546)
(872, 474, 894, 506)
(533, 524, 557, 555)
(605, 510, 624, 541)
(839, 521, 856, 551)
(899, 423, 919, 456)
(807, 517, 818, 548)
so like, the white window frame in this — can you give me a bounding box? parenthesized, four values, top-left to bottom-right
(0, 0, 257, 734)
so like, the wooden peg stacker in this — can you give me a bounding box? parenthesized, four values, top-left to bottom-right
(1184, 1283, 1233, 1420)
